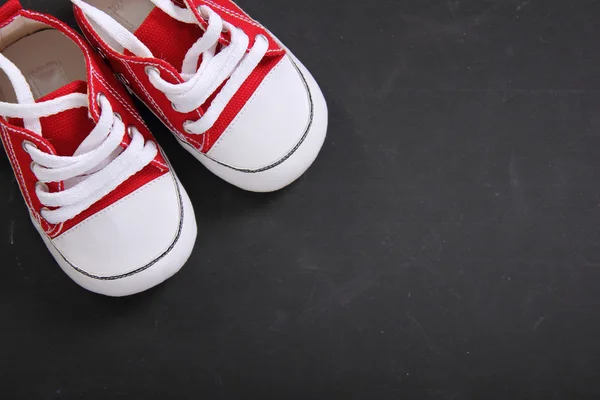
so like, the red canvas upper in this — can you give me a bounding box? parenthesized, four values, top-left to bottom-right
(134, 7, 203, 72)
(0, 0, 168, 238)
(74, 0, 286, 153)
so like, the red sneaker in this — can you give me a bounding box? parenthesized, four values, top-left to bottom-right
(72, 0, 328, 192)
(0, 0, 197, 296)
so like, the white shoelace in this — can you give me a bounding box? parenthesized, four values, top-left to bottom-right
(73, 0, 269, 135)
(0, 53, 157, 225)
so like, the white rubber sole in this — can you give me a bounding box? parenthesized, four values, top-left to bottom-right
(33, 176, 197, 297)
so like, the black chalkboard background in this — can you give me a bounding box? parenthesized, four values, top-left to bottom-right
(2, 0, 600, 398)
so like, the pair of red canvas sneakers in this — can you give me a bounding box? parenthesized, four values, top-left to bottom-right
(0, 0, 328, 296)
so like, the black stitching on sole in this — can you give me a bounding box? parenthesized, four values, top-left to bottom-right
(50, 170, 185, 281)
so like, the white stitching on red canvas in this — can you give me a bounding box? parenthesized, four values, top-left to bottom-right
(1, 126, 35, 218)
(2, 125, 54, 153)
(124, 59, 181, 82)
(75, 5, 199, 82)
(0, 13, 18, 29)
(123, 62, 204, 150)
(2, 125, 64, 188)
(92, 73, 168, 171)
(123, 64, 178, 132)
(3, 128, 63, 236)
(112, 41, 207, 149)
(2, 124, 64, 205)
(91, 71, 147, 128)
(0, 125, 47, 231)
(154, 160, 169, 169)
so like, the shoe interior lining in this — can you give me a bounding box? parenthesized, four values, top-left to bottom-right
(0, 16, 47, 52)
(0, 29, 87, 102)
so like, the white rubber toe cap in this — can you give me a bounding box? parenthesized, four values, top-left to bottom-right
(41, 172, 197, 296)
(206, 55, 312, 171)
(194, 54, 327, 192)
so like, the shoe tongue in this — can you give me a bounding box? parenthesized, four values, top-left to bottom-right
(35, 80, 95, 157)
(133, 4, 203, 71)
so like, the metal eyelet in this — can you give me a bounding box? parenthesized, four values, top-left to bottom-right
(197, 6, 210, 20)
(113, 112, 123, 122)
(127, 125, 136, 138)
(145, 66, 160, 77)
(21, 140, 37, 153)
(96, 92, 107, 106)
(30, 161, 38, 173)
(35, 181, 49, 193)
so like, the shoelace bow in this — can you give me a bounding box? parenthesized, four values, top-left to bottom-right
(73, 0, 269, 136)
(0, 53, 157, 225)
